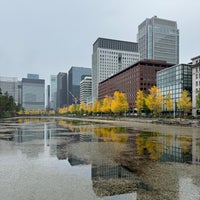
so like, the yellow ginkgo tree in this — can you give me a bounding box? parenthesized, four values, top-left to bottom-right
(145, 86, 163, 117)
(135, 90, 145, 117)
(68, 104, 75, 114)
(177, 90, 192, 118)
(165, 92, 173, 112)
(111, 91, 129, 115)
(92, 99, 101, 114)
(101, 95, 112, 114)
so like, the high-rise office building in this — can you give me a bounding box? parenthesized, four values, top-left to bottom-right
(80, 76, 92, 103)
(137, 16, 179, 64)
(68, 66, 91, 105)
(50, 75, 57, 110)
(57, 72, 67, 108)
(22, 74, 45, 110)
(46, 85, 50, 110)
(27, 74, 39, 79)
(0, 76, 19, 104)
(92, 37, 140, 102)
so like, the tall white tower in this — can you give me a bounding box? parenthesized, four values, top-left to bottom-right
(92, 37, 140, 102)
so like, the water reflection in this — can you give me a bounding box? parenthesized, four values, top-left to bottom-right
(10, 119, 200, 167)
(0, 118, 200, 200)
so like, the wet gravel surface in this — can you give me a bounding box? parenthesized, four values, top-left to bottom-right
(0, 117, 200, 200)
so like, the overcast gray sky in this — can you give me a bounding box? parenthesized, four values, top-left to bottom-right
(0, 0, 199, 84)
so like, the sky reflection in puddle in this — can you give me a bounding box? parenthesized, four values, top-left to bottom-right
(0, 118, 200, 200)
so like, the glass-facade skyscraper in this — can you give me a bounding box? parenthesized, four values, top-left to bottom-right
(157, 64, 192, 114)
(137, 16, 179, 65)
(57, 72, 67, 108)
(50, 75, 57, 110)
(22, 75, 45, 110)
(68, 66, 91, 105)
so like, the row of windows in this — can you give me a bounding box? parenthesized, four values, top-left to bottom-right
(100, 55, 138, 59)
(196, 74, 200, 79)
(195, 67, 200, 72)
(100, 62, 134, 66)
(196, 81, 200, 86)
(99, 50, 138, 57)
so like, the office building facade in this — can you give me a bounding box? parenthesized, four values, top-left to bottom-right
(57, 72, 67, 108)
(50, 75, 57, 110)
(27, 74, 39, 79)
(80, 76, 92, 103)
(46, 85, 50, 110)
(137, 16, 179, 64)
(98, 59, 172, 111)
(68, 66, 91, 105)
(0, 76, 19, 104)
(92, 37, 140, 102)
(22, 75, 45, 110)
(191, 55, 200, 116)
(157, 64, 192, 114)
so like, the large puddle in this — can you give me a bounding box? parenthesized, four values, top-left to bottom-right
(0, 118, 200, 200)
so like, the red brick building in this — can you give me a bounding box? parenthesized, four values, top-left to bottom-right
(98, 59, 173, 111)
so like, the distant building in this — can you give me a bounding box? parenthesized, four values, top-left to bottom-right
(68, 66, 91, 105)
(18, 81, 22, 106)
(80, 76, 92, 103)
(98, 59, 173, 111)
(57, 72, 67, 108)
(27, 73, 39, 79)
(22, 74, 45, 110)
(157, 64, 192, 115)
(0, 76, 19, 104)
(191, 55, 200, 116)
(137, 16, 179, 64)
(50, 75, 57, 110)
(92, 37, 140, 102)
(46, 85, 50, 110)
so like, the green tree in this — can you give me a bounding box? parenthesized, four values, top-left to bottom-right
(0, 89, 18, 118)
(135, 90, 145, 117)
(197, 91, 200, 108)
(177, 90, 192, 118)
(145, 86, 163, 117)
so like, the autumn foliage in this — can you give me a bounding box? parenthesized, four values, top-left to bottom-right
(177, 90, 192, 117)
(145, 86, 163, 117)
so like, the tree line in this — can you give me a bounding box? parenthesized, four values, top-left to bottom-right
(58, 86, 200, 118)
(0, 88, 20, 118)
(10, 86, 200, 118)
(136, 86, 195, 117)
(58, 91, 128, 116)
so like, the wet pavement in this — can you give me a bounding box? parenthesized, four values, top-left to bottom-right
(0, 118, 200, 200)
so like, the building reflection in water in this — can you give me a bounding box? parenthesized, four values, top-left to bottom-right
(13, 119, 200, 199)
(135, 131, 200, 165)
(91, 163, 138, 199)
(15, 123, 45, 158)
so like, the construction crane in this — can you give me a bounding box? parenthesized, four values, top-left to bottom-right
(68, 90, 79, 104)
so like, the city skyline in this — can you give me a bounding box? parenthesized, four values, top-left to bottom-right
(0, 0, 199, 84)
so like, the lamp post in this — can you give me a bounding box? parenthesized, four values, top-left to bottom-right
(173, 100, 176, 119)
